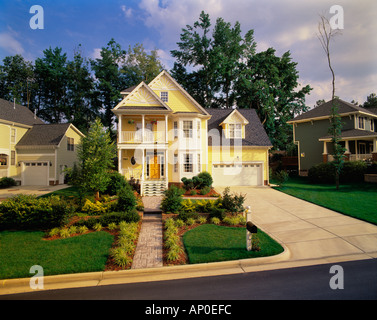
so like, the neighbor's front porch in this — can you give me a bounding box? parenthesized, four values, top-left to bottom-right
(322, 136, 377, 163)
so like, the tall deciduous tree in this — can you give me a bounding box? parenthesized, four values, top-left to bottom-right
(77, 118, 117, 200)
(317, 15, 345, 190)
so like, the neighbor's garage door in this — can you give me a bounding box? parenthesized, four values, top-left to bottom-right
(212, 163, 263, 186)
(23, 162, 49, 186)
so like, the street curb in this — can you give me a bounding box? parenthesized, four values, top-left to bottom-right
(0, 246, 290, 296)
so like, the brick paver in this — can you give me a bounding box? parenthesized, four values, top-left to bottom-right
(132, 197, 164, 269)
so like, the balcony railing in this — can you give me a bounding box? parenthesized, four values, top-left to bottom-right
(328, 154, 372, 161)
(120, 130, 166, 144)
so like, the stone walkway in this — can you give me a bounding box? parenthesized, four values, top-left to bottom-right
(131, 197, 164, 269)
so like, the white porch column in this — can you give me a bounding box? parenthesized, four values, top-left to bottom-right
(345, 140, 350, 153)
(323, 141, 328, 154)
(142, 115, 145, 143)
(118, 149, 122, 174)
(165, 115, 168, 143)
(165, 148, 169, 185)
(373, 138, 377, 153)
(118, 115, 122, 143)
(141, 148, 145, 181)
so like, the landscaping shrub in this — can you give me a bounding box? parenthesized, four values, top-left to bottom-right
(341, 161, 367, 183)
(81, 199, 107, 215)
(308, 162, 335, 184)
(221, 187, 246, 213)
(197, 171, 213, 188)
(99, 210, 140, 226)
(0, 177, 16, 189)
(208, 207, 226, 220)
(178, 211, 199, 222)
(105, 171, 128, 196)
(181, 177, 194, 191)
(116, 184, 137, 212)
(308, 161, 368, 184)
(272, 170, 289, 186)
(0, 195, 72, 230)
(181, 199, 196, 213)
(161, 185, 184, 213)
(200, 186, 211, 195)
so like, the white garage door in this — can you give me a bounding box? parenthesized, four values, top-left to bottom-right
(212, 163, 263, 186)
(23, 162, 49, 186)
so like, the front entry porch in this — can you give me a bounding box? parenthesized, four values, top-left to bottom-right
(118, 147, 168, 196)
(321, 136, 377, 163)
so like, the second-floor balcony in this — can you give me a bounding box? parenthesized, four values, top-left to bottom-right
(121, 130, 166, 144)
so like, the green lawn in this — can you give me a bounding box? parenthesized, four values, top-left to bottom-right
(0, 231, 114, 279)
(183, 224, 284, 264)
(273, 177, 377, 225)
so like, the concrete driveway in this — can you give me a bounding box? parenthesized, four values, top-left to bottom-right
(0, 184, 69, 202)
(216, 186, 377, 264)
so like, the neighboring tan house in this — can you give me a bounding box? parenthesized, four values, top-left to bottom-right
(288, 98, 377, 175)
(0, 98, 84, 186)
(112, 70, 272, 195)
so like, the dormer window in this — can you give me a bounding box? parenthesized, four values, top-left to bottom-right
(161, 91, 168, 102)
(229, 123, 242, 139)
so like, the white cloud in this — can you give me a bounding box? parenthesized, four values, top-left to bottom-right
(0, 31, 25, 56)
(90, 48, 102, 60)
(121, 5, 133, 19)
(137, 0, 377, 105)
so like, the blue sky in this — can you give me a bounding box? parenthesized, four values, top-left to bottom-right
(1, 0, 376, 108)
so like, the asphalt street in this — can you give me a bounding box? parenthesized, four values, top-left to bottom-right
(2, 259, 376, 300)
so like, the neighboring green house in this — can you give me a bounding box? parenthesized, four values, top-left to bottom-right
(0, 98, 84, 186)
(288, 98, 377, 175)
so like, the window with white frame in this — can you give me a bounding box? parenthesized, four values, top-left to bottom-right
(183, 153, 193, 173)
(11, 128, 16, 143)
(197, 154, 201, 173)
(229, 123, 242, 138)
(370, 119, 375, 132)
(174, 154, 178, 172)
(174, 121, 178, 139)
(358, 116, 365, 129)
(197, 120, 201, 139)
(183, 120, 193, 138)
(161, 91, 168, 102)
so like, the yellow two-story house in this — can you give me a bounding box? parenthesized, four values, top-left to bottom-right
(112, 70, 272, 195)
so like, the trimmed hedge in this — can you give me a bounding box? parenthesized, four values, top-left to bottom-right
(0, 195, 72, 230)
(308, 161, 368, 184)
(74, 210, 140, 228)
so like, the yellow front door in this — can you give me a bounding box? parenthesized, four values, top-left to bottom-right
(150, 155, 160, 179)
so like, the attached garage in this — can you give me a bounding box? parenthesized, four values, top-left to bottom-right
(212, 162, 263, 187)
(22, 162, 49, 186)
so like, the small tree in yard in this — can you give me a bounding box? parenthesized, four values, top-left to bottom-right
(77, 118, 116, 199)
(317, 14, 345, 190)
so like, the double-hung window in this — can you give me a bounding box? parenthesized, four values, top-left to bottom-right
(67, 137, 74, 151)
(183, 153, 193, 173)
(183, 121, 193, 138)
(161, 91, 168, 102)
(229, 123, 242, 138)
(358, 117, 365, 129)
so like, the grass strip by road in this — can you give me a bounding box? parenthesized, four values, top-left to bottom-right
(183, 224, 284, 264)
(273, 177, 377, 225)
(0, 231, 114, 279)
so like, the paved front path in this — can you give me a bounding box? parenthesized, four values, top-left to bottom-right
(216, 186, 377, 262)
(132, 197, 164, 269)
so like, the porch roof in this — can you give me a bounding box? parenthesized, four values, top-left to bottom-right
(319, 129, 377, 141)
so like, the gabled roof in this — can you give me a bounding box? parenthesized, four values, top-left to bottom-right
(288, 98, 377, 123)
(0, 98, 44, 126)
(16, 123, 80, 148)
(207, 108, 272, 147)
(113, 81, 172, 113)
(148, 70, 210, 116)
(219, 109, 249, 125)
